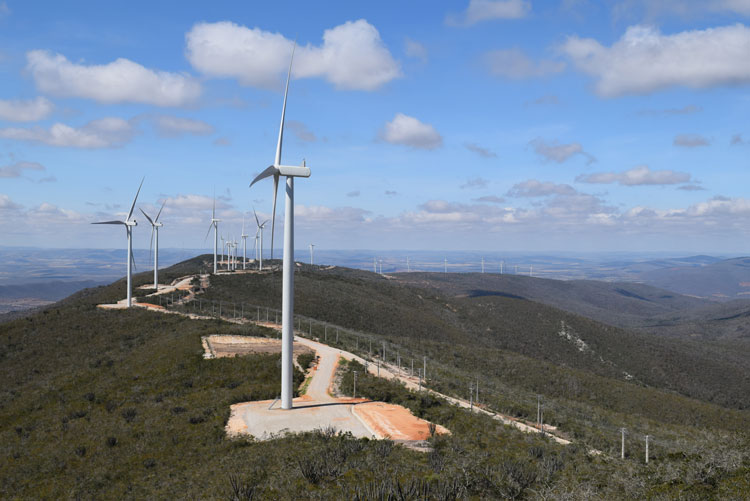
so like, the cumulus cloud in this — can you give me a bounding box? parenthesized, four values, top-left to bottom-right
(446, 0, 531, 26)
(380, 113, 442, 150)
(287, 120, 316, 142)
(26, 50, 201, 106)
(151, 115, 214, 137)
(0, 160, 45, 178)
(164, 194, 231, 212)
(673, 133, 710, 147)
(560, 24, 750, 97)
(0, 97, 53, 122)
(576, 165, 691, 185)
(0, 193, 22, 210)
(507, 180, 578, 197)
(614, 0, 750, 20)
(186, 20, 400, 91)
(296, 205, 371, 225)
(474, 195, 506, 203)
(484, 48, 565, 79)
(404, 38, 428, 62)
(0, 117, 135, 148)
(464, 142, 497, 158)
(530, 138, 596, 164)
(460, 177, 490, 189)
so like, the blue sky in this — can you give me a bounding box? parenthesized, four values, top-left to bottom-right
(1, 0, 750, 253)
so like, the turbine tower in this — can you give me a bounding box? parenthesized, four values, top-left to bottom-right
(241, 214, 249, 270)
(309, 243, 315, 265)
(140, 200, 165, 290)
(253, 208, 269, 271)
(92, 177, 143, 307)
(204, 195, 220, 274)
(250, 41, 311, 410)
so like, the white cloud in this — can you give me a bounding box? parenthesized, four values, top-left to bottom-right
(484, 49, 565, 79)
(347, 190, 360, 197)
(287, 120, 316, 142)
(474, 195, 506, 203)
(26, 50, 201, 106)
(464, 142, 497, 158)
(164, 194, 230, 211)
(673, 133, 710, 147)
(0, 117, 135, 148)
(152, 115, 213, 137)
(576, 165, 691, 185)
(614, 0, 750, 20)
(530, 138, 596, 164)
(561, 24, 750, 97)
(0, 160, 45, 178)
(0, 193, 22, 210)
(404, 38, 428, 62)
(186, 20, 400, 91)
(507, 180, 578, 197)
(380, 113, 442, 150)
(461, 177, 490, 189)
(638, 104, 702, 116)
(447, 0, 531, 26)
(0, 97, 53, 122)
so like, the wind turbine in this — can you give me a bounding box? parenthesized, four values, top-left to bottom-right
(140, 200, 165, 291)
(253, 208, 269, 271)
(241, 214, 249, 270)
(204, 195, 220, 274)
(309, 243, 315, 265)
(233, 236, 239, 270)
(249, 41, 311, 410)
(92, 177, 143, 307)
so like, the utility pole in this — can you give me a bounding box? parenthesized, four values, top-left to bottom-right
(645, 435, 650, 464)
(469, 382, 473, 411)
(537, 395, 541, 429)
(353, 371, 357, 399)
(621, 428, 626, 459)
(423, 356, 427, 381)
(411, 358, 414, 376)
(382, 341, 386, 362)
(324, 324, 327, 342)
(397, 352, 400, 374)
(418, 368, 422, 391)
(377, 359, 380, 377)
(336, 328, 339, 343)
(476, 377, 479, 405)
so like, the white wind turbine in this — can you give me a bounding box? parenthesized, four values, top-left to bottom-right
(204, 195, 220, 274)
(233, 236, 239, 270)
(250, 41, 311, 410)
(241, 214, 249, 270)
(140, 200, 165, 290)
(92, 177, 144, 308)
(253, 208, 269, 271)
(309, 243, 315, 265)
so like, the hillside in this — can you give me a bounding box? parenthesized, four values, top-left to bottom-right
(395, 272, 750, 342)
(637, 256, 750, 300)
(2, 255, 749, 498)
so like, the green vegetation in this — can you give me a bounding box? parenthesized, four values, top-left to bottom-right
(1, 256, 749, 498)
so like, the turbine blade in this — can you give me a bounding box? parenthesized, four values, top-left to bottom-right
(253, 207, 260, 227)
(155, 200, 166, 222)
(139, 208, 154, 225)
(127, 177, 144, 222)
(204, 222, 213, 242)
(92, 220, 126, 225)
(250, 165, 277, 188)
(270, 173, 279, 260)
(275, 40, 296, 167)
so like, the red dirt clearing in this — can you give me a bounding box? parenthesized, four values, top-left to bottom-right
(354, 401, 450, 441)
